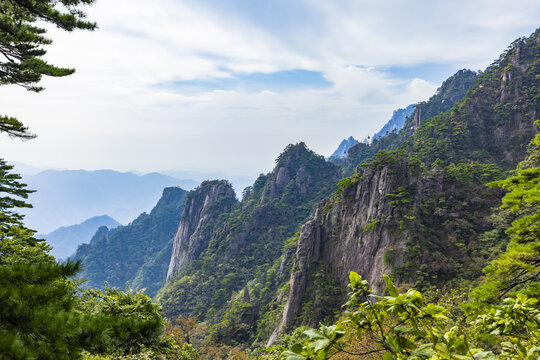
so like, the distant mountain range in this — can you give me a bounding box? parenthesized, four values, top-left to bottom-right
(39, 215, 120, 260)
(372, 104, 416, 140)
(328, 136, 359, 159)
(328, 105, 416, 160)
(18, 169, 197, 233)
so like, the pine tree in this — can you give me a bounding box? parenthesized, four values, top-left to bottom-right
(0, 159, 34, 228)
(0, 0, 97, 139)
(472, 121, 540, 301)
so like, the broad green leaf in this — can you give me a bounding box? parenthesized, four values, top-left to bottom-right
(409, 343, 434, 359)
(303, 328, 325, 340)
(384, 275, 398, 297)
(282, 350, 306, 360)
(310, 338, 330, 353)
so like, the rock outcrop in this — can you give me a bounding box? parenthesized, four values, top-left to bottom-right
(71, 186, 187, 297)
(159, 143, 341, 323)
(268, 159, 435, 343)
(167, 180, 238, 281)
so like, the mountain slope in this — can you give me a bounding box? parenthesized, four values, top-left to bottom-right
(40, 215, 120, 260)
(338, 69, 478, 176)
(159, 143, 341, 336)
(269, 29, 540, 340)
(72, 187, 187, 297)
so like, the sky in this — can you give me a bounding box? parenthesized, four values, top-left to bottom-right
(1, 0, 539, 176)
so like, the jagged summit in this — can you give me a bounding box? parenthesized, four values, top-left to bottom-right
(372, 104, 416, 140)
(404, 68, 478, 134)
(159, 143, 341, 324)
(166, 180, 238, 280)
(328, 136, 359, 159)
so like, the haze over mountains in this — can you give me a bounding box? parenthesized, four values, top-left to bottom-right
(11, 165, 258, 234)
(17, 169, 194, 233)
(40, 215, 120, 260)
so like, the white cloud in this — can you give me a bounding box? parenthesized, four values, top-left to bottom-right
(1, 0, 539, 175)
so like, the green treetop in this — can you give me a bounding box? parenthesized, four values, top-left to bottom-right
(0, 0, 96, 139)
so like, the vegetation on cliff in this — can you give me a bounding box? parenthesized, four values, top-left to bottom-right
(72, 187, 187, 297)
(159, 143, 341, 346)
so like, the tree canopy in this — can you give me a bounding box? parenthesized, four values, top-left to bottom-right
(0, 0, 96, 139)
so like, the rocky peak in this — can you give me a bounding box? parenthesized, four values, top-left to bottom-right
(166, 180, 238, 281)
(329, 136, 359, 159)
(260, 142, 341, 202)
(149, 187, 189, 215)
(372, 104, 416, 140)
(403, 69, 478, 135)
(268, 30, 540, 345)
(89, 225, 110, 245)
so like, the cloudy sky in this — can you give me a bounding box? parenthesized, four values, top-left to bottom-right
(1, 0, 539, 176)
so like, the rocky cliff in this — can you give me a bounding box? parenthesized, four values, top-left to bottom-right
(328, 136, 359, 159)
(72, 186, 187, 297)
(270, 30, 539, 343)
(167, 180, 238, 280)
(159, 143, 341, 331)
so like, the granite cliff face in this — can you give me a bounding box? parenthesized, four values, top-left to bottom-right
(159, 143, 341, 325)
(167, 180, 238, 281)
(269, 30, 539, 343)
(269, 160, 441, 341)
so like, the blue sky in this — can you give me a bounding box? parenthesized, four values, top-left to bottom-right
(1, 0, 539, 176)
(157, 70, 333, 93)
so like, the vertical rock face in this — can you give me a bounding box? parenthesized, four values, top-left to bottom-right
(269, 159, 432, 342)
(167, 180, 238, 281)
(160, 143, 341, 322)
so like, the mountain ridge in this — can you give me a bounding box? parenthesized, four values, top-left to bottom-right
(269, 29, 540, 342)
(40, 215, 120, 260)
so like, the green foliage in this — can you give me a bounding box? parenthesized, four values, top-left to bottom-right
(0, 228, 83, 359)
(472, 128, 540, 302)
(283, 272, 540, 359)
(76, 287, 172, 357)
(0, 158, 34, 228)
(0, 0, 96, 139)
(160, 143, 340, 336)
(73, 187, 187, 297)
(362, 219, 380, 234)
(383, 247, 397, 266)
(208, 302, 255, 346)
(295, 265, 343, 328)
(0, 156, 177, 359)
